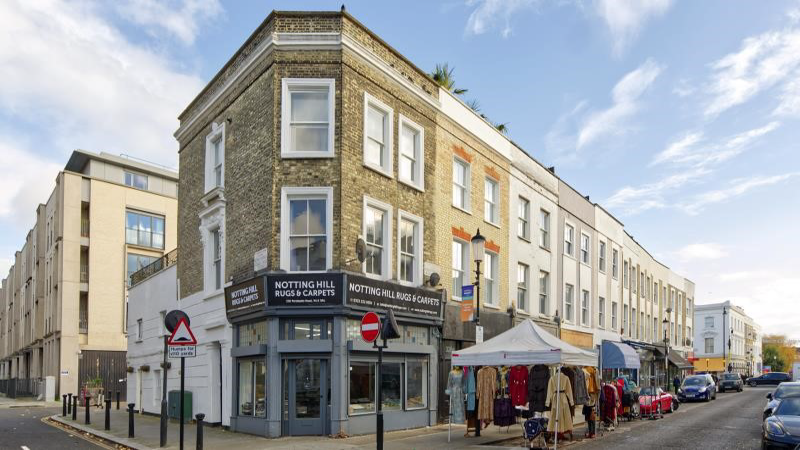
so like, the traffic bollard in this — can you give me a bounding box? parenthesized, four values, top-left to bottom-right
(62, 394, 67, 417)
(67, 393, 73, 414)
(195, 413, 205, 450)
(116, 391, 121, 410)
(85, 395, 92, 424)
(128, 403, 135, 438)
(72, 396, 77, 420)
(105, 399, 112, 431)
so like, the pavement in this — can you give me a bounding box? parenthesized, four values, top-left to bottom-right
(0, 386, 772, 449)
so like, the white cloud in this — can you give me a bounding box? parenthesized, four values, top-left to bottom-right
(0, 141, 61, 226)
(114, 0, 222, 45)
(718, 270, 771, 282)
(593, 0, 672, 57)
(672, 78, 695, 97)
(704, 27, 800, 118)
(604, 167, 710, 214)
(673, 243, 728, 262)
(774, 72, 800, 116)
(465, 0, 536, 37)
(576, 59, 663, 149)
(650, 121, 779, 167)
(679, 172, 799, 215)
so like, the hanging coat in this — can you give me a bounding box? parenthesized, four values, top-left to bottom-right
(527, 364, 550, 412)
(545, 370, 574, 433)
(465, 367, 476, 411)
(445, 369, 466, 424)
(601, 383, 619, 423)
(509, 365, 529, 407)
(573, 367, 590, 405)
(477, 366, 497, 421)
(585, 366, 600, 395)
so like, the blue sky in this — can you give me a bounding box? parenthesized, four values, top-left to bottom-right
(1, 0, 798, 340)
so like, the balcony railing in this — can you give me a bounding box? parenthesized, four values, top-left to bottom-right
(80, 265, 89, 283)
(129, 249, 177, 288)
(81, 218, 90, 238)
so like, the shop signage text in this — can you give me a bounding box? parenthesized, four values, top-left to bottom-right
(347, 275, 443, 318)
(268, 273, 343, 306)
(224, 277, 266, 319)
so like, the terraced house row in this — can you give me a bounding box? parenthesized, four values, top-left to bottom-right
(123, 9, 696, 438)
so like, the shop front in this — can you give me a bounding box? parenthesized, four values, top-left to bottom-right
(224, 272, 444, 438)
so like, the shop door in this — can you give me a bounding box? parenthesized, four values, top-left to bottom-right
(286, 358, 327, 435)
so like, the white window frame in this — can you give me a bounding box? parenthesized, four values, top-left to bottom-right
(483, 177, 499, 226)
(705, 316, 714, 328)
(564, 223, 575, 257)
(581, 289, 590, 326)
(599, 241, 606, 273)
(612, 248, 618, 279)
(611, 301, 618, 330)
(517, 263, 529, 313)
(564, 283, 574, 323)
(517, 197, 530, 240)
(451, 239, 469, 301)
(539, 209, 550, 249)
(538, 271, 549, 315)
(280, 186, 334, 272)
(136, 318, 143, 341)
(281, 78, 335, 158)
(397, 210, 423, 286)
(397, 114, 424, 190)
(362, 196, 392, 280)
(623, 260, 629, 288)
(212, 227, 223, 290)
(363, 92, 394, 176)
(598, 297, 605, 329)
(204, 121, 225, 193)
(124, 171, 148, 190)
(580, 233, 590, 265)
(484, 251, 499, 307)
(452, 157, 471, 212)
(199, 201, 226, 296)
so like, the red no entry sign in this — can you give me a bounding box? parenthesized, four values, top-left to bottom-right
(360, 312, 381, 343)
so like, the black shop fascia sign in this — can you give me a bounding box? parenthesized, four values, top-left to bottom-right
(346, 274, 443, 319)
(267, 273, 344, 307)
(224, 276, 267, 319)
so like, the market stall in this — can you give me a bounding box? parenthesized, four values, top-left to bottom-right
(600, 341, 642, 422)
(451, 319, 597, 449)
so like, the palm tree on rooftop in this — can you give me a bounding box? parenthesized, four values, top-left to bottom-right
(430, 63, 467, 95)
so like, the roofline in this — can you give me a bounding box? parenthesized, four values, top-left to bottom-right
(65, 149, 178, 180)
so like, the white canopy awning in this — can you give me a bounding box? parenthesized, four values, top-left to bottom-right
(451, 319, 598, 367)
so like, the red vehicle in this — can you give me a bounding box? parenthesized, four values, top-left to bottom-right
(638, 386, 677, 415)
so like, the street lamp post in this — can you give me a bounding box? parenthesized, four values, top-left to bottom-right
(722, 307, 727, 374)
(470, 229, 485, 438)
(663, 317, 670, 392)
(728, 327, 733, 373)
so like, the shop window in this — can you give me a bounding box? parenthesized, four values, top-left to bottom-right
(237, 321, 267, 347)
(346, 318, 361, 341)
(238, 359, 266, 417)
(406, 360, 428, 409)
(349, 362, 375, 415)
(403, 325, 428, 345)
(281, 319, 330, 340)
(381, 362, 402, 411)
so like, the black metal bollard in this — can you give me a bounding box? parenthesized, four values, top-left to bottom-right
(128, 403, 135, 438)
(105, 399, 111, 430)
(67, 393, 73, 414)
(72, 396, 77, 420)
(195, 414, 205, 450)
(116, 391, 121, 410)
(62, 394, 67, 417)
(85, 395, 92, 424)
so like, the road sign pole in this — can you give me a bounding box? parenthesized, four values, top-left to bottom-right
(161, 335, 168, 447)
(180, 355, 185, 450)
(375, 336, 384, 450)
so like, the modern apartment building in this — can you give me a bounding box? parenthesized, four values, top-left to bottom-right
(124, 8, 695, 438)
(0, 150, 177, 399)
(693, 300, 763, 376)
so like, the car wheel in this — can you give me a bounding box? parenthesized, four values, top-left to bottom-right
(704, 393, 710, 402)
(720, 387, 725, 393)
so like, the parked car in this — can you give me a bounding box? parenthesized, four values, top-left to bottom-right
(678, 375, 717, 402)
(639, 386, 677, 415)
(764, 382, 800, 420)
(762, 396, 800, 449)
(749, 372, 792, 387)
(719, 372, 744, 392)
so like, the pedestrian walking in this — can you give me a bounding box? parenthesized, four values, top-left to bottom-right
(673, 376, 681, 394)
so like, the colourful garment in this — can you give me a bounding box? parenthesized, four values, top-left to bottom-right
(477, 366, 497, 421)
(465, 366, 476, 411)
(510, 365, 529, 407)
(445, 369, 465, 424)
(601, 383, 619, 423)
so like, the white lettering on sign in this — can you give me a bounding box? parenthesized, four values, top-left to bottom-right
(272, 279, 337, 300)
(230, 285, 260, 306)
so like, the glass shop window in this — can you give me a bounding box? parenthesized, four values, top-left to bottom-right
(406, 360, 428, 409)
(403, 325, 429, 345)
(237, 321, 267, 347)
(381, 362, 402, 411)
(281, 319, 330, 340)
(238, 359, 266, 417)
(349, 362, 375, 415)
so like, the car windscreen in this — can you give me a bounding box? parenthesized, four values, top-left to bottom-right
(775, 398, 800, 416)
(775, 385, 800, 399)
(722, 374, 739, 380)
(640, 387, 657, 395)
(683, 377, 705, 386)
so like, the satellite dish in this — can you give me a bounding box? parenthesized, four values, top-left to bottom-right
(355, 238, 367, 263)
(428, 272, 440, 287)
(165, 310, 190, 334)
(381, 309, 401, 340)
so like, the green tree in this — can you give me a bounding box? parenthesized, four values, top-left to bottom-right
(763, 345, 787, 372)
(430, 63, 467, 95)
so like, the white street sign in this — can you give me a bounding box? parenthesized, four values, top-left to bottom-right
(476, 325, 484, 344)
(169, 345, 196, 358)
